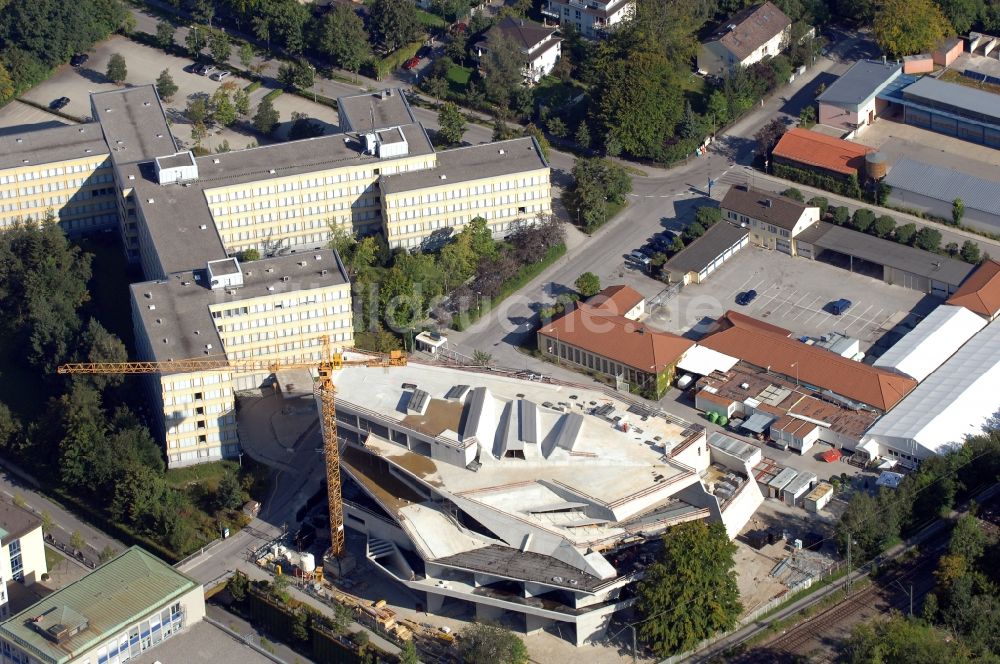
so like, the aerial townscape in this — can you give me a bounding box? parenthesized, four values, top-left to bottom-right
(2, 0, 1000, 663)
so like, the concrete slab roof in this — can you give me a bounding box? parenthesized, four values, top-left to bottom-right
(0, 122, 108, 171)
(131, 250, 349, 365)
(91, 85, 176, 165)
(0, 500, 41, 541)
(131, 621, 274, 664)
(336, 88, 416, 133)
(817, 59, 902, 107)
(378, 137, 548, 194)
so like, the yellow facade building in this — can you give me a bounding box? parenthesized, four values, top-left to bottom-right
(0, 123, 118, 234)
(131, 252, 352, 466)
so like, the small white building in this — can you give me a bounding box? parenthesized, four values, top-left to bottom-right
(783, 471, 816, 506)
(475, 18, 562, 84)
(697, 2, 792, 76)
(804, 483, 833, 513)
(767, 466, 798, 498)
(816, 59, 901, 136)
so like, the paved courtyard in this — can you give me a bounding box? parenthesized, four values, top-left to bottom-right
(647, 246, 935, 351)
(853, 115, 1000, 173)
(17, 35, 339, 153)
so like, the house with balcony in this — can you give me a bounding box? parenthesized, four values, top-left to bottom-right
(697, 2, 791, 76)
(475, 17, 562, 84)
(541, 0, 634, 39)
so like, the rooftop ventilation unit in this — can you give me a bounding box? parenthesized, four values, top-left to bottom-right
(299, 261, 307, 267)
(199, 224, 208, 230)
(498, 149, 505, 155)
(281, 276, 290, 282)
(15, 138, 22, 143)
(320, 269, 328, 276)
(148, 304, 156, 310)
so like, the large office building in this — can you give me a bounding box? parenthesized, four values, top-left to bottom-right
(0, 547, 204, 664)
(1, 85, 551, 466)
(330, 363, 762, 645)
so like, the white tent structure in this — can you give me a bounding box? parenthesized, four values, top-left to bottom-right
(677, 345, 738, 376)
(862, 317, 1000, 466)
(873, 305, 986, 381)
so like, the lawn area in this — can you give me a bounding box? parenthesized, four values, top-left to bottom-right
(44, 545, 65, 571)
(165, 460, 240, 491)
(681, 72, 709, 113)
(939, 68, 1000, 96)
(446, 63, 473, 94)
(533, 76, 586, 111)
(414, 8, 447, 29)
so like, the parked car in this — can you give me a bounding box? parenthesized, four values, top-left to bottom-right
(70, 53, 89, 67)
(417, 45, 432, 59)
(209, 70, 230, 81)
(628, 250, 651, 266)
(403, 56, 421, 70)
(192, 63, 216, 76)
(829, 298, 853, 315)
(49, 97, 70, 110)
(735, 289, 757, 306)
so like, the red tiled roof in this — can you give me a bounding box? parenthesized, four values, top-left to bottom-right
(586, 284, 644, 316)
(538, 302, 693, 374)
(946, 259, 1000, 318)
(772, 128, 873, 176)
(698, 311, 916, 411)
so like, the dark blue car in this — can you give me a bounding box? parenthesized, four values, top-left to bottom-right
(735, 289, 757, 306)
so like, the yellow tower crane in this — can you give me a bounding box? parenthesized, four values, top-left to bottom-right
(57, 336, 406, 557)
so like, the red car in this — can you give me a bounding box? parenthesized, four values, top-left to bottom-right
(403, 56, 421, 70)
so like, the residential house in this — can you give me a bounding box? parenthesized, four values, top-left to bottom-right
(816, 59, 901, 136)
(720, 185, 820, 255)
(475, 17, 562, 84)
(541, 0, 634, 39)
(537, 285, 694, 398)
(697, 2, 792, 76)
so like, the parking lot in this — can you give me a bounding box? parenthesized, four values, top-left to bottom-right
(17, 35, 340, 152)
(648, 246, 934, 350)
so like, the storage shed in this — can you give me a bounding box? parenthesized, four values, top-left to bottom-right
(782, 470, 817, 506)
(804, 482, 834, 512)
(767, 466, 799, 498)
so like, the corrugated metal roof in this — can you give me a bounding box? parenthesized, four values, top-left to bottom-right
(900, 76, 1000, 124)
(0, 547, 198, 664)
(884, 157, 1000, 218)
(873, 304, 986, 380)
(816, 59, 901, 107)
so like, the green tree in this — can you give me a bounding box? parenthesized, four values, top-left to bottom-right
(288, 112, 324, 140)
(240, 248, 261, 262)
(253, 98, 280, 134)
(40, 510, 54, 535)
(575, 122, 591, 149)
(233, 88, 250, 117)
(636, 521, 742, 656)
(546, 116, 567, 139)
(399, 639, 419, 664)
(960, 240, 981, 264)
(481, 31, 526, 107)
(291, 610, 309, 642)
(457, 623, 528, 664)
(952, 197, 965, 225)
(239, 42, 255, 68)
(99, 545, 117, 563)
(211, 89, 236, 126)
(369, 0, 420, 52)
(895, 222, 917, 245)
(185, 25, 207, 57)
(833, 206, 851, 226)
(807, 196, 828, 211)
(844, 615, 973, 664)
(210, 32, 231, 63)
(522, 124, 550, 160)
(0, 63, 11, 106)
(155, 20, 176, 49)
(851, 208, 876, 233)
(836, 490, 898, 562)
(575, 272, 601, 297)
(874, 0, 953, 58)
(0, 220, 93, 371)
(462, 217, 498, 259)
(106, 53, 127, 85)
(437, 102, 466, 146)
(872, 215, 897, 238)
(914, 227, 942, 252)
(782, 187, 804, 202)
(706, 90, 729, 131)
(318, 5, 371, 77)
(79, 319, 127, 391)
(186, 97, 208, 125)
(155, 69, 178, 101)
(938, 0, 984, 34)
(472, 350, 493, 366)
(754, 117, 787, 159)
(70, 531, 86, 553)
(215, 471, 243, 511)
(227, 571, 248, 602)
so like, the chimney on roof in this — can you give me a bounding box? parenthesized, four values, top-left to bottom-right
(763, 199, 772, 207)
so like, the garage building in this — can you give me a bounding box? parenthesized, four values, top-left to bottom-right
(664, 221, 749, 285)
(883, 158, 1000, 235)
(879, 75, 1000, 148)
(796, 221, 974, 296)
